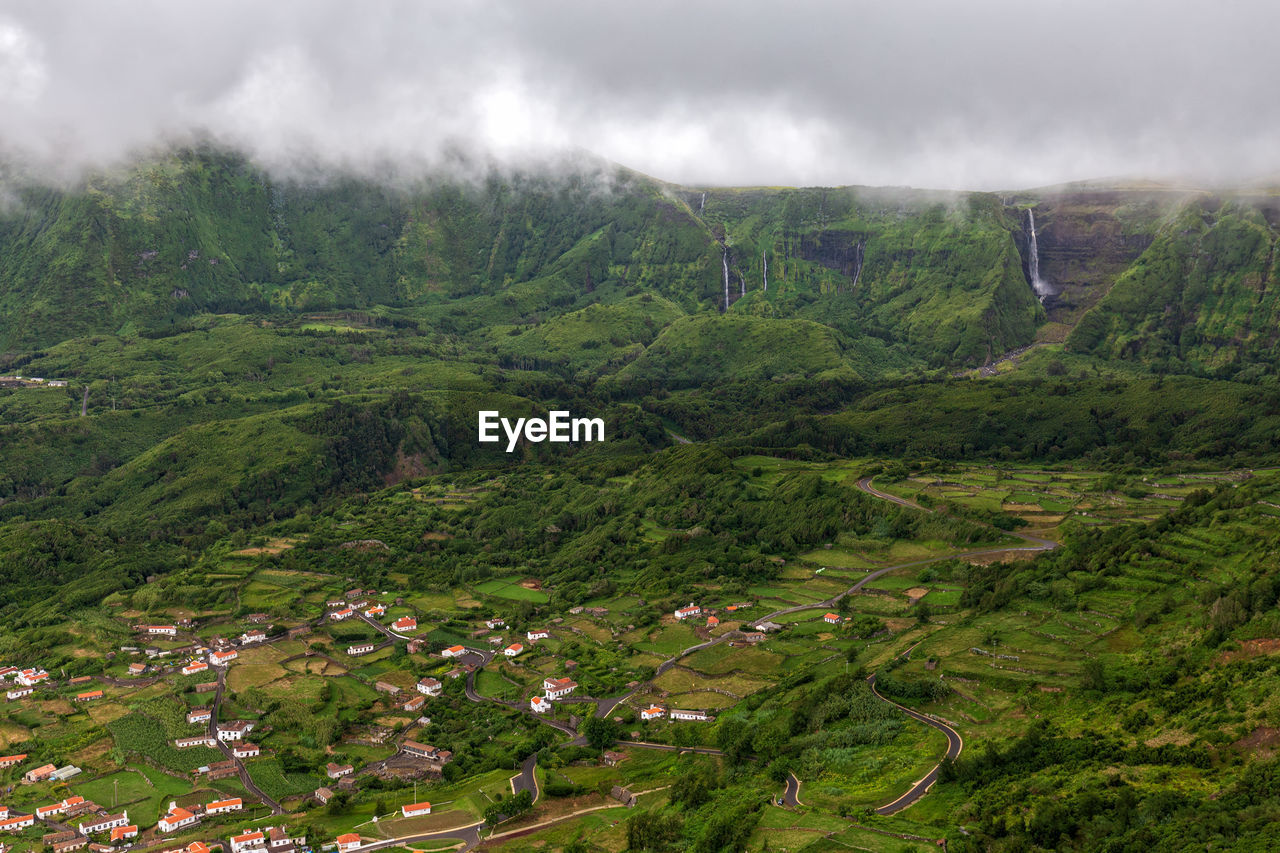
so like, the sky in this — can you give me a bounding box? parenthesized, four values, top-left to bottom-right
(0, 0, 1277, 190)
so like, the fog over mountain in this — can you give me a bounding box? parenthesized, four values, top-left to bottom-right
(1, 0, 1278, 188)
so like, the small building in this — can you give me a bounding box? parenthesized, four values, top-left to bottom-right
(175, 736, 216, 749)
(530, 695, 551, 713)
(142, 626, 178, 637)
(347, 643, 376, 656)
(182, 661, 210, 676)
(674, 604, 701, 621)
(52, 836, 88, 853)
(326, 762, 354, 780)
(441, 645, 466, 658)
(416, 677, 442, 696)
(74, 690, 104, 702)
(401, 802, 432, 818)
(157, 805, 199, 834)
(402, 695, 425, 712)
(365, 605, 386, 617)
(194, 680, 218, 693)
(79, 812, 130, 836)
(240, 630, 268, 645)
(706, 616, 719, 627)
(206, 798, 243, 815)
(392, 617, 417, 632)
(503, 643, 523, 657)
(0, 753, 27, 768)
(232, 743, 260, 759)
(23, 763, 56, 783)
(6, 687, 34, 701)
(526, 629, 550, 642)
(753, 621, 783, 632)
(48, 766, 81, 782)
(602, 751, 628, 767)
(0, 814, 35, 831)
(640, 706, 665, 721)
(210, 650, 239, 666)
(68, 676, 93, 686)
(246, 613, 270, 624)
(336, 834, 362, 853)
(128, 663, 147, 676)
(741, 632, 766, 644)
(203, 760, 239, 780)
(823, 613, 841, 625)
(330, 609, 355, 621)
(543, 677, 577, 700)
(217, 721, 255, 741)
(670, 709, 711, 721)
(16, 669, 49, 686)
(313, 787, 334, 804)
(402, 741, 451, 763)
(187, 708, 212, 724)
(485, 618, 505, 629)
(229, 831, 266, 853)
(110, 826, 138, 842)
(374, 681, 400, 695)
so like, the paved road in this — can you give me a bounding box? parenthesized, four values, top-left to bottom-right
(208, 667, 283, 814)
(782, 772, 801, 807)
(512, 753, 539, 801)
(866, 673, 963, 815)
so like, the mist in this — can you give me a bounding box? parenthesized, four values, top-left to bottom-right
(2, 0, 1278, 189)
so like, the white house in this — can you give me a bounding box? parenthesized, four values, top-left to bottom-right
(240, 630, 268, 644)
(232, 743, 260, 759)
(158, 805, 199, 833)
(205, 798, 242, 815)
(229, 831, 266, 853)
(640, 706, 666, 721)
(110, 826, 138, 842)
(144, 626, 178, 637)
(526, 629, 550, 642)
(503, 643, 523, 657)
(401, 802, 432, 818)
(674, 604, 701, 621)
(530, 696, 551, 713)
(0, 814, 35, 831)
(6, 687, 33, 701)
(336, 834, 361, 853)
(365, 605, 386, 617)
(80, 811, 130, 836)
(15, 669, 49, 686)
(823, 613, 841, 625)
(347, 643, 376, 656)
(217, 721, 255, 741)
(543, 677, 577, 700)
(441, 645, 466, 658)
(209, 650, 238, 666)
(416, 677, 442, 696)
(182, 661, 209, 676)
(187, 708, 212, 724)
(331, 609, 354, 622)
(392, 617, 417, 632)
(485, 618, 505, 629)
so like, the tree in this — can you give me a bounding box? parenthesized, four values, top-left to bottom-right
(580, 715, 619, 751)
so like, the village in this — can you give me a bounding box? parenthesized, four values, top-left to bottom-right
(0, 571, 868, 853)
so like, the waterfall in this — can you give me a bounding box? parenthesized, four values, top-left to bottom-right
(762, 251, 768, 292)
(1027, 209, 1052, 299)
(851, 240, 865, 290)
(722, 248, 730, 312)
(740, 273, 746, 298)
(699, 192, 706, 215)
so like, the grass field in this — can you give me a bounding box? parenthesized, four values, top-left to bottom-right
(473, 578, 551, 603)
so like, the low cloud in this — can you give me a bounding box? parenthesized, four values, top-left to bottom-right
(1, 0, 1278, 189)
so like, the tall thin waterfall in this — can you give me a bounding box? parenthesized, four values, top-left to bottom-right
(851, 240, 865, 290)
(1027, 209, 1052, 299)
(762, 251, 768, 292)
(699, 192, 706, 214)
(722, 249, 730, 312)
(740, 273, 745, 298)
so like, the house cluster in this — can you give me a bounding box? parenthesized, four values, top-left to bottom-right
(530, 675, 578, 712)
(402, 741, 453, 765)
(0, 797, 129, 840)
(0, 376, 68, 389)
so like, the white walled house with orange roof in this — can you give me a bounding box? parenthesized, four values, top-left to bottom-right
(157, 805, 199, 833)
(543, 677, 577, 699)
